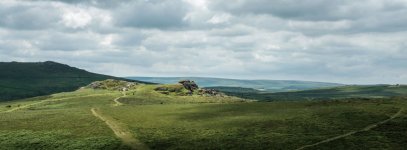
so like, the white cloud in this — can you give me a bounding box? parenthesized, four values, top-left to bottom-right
(207, 13, 231, 24)
(60, 6, 92, 29)
(0, 0, 407, 84)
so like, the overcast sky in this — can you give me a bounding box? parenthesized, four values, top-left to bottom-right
(1, 0, 407, 84)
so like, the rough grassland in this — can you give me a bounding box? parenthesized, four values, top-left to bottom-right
(1, 85, 407, 149)
(0, 89, 130, 150)
(100, 100, 401, 150)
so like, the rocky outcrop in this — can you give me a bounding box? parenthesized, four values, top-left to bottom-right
(154, 80, 225, 97)
(198, 89, 224, 97)
(86, 79, 139, 91)
(178, 80, 199, 93)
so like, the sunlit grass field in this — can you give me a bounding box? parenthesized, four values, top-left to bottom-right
(1, 85, 407, 149)
(0, 89, 129, 150)
(101, 100, 402, 149)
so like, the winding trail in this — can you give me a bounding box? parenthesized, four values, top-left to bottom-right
(3, 93, 113, 113)
(113, 92, 126, 106)
(91, 108, 149, 150)
(296, 108, 404, 150)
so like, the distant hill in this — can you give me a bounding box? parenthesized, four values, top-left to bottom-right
(0, 61, 150, 101)
(213, 85, 407, 101)
(126, 77, 343, 92)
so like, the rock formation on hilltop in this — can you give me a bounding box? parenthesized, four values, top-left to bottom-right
(178, 80, 199, 93)
(86, 79, 139, 91)
(154, 80, 225, 97)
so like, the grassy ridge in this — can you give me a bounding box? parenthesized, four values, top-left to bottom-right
(0, 61, 150, 101)
(121, 84, 245, 104)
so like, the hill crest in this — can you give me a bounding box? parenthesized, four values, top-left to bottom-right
(0, 61, 149, 101)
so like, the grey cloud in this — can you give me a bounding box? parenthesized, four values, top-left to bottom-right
(208, 0, 407, 37)
(26, 0, 130, 8)
(113, 0, 189, 29)
(0, 28, 103, 51)
(0, 2, 60, 30)
(209, 0, 407, 21)
(35, 33, 102, 51)
(112, 32, 145, 48)
(209, 0, 343, 21)
(351, 10, 407, 33)
(208, 25, 253, 37)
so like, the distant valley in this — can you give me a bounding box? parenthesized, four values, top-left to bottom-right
(127, 76, 344, 92)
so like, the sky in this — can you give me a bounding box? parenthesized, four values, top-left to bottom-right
(1, 0, 407, 84)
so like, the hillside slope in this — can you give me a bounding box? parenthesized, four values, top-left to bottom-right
(0, 61, 149, 101)
(127, 77, 343, 92)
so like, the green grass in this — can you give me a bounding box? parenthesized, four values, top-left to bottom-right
(0, 130, 123, 150)
(0, 89, 131, 150)
(303, 99, 407, 150)
(1, 83, 407, 149)
(100, 99, 401, 149)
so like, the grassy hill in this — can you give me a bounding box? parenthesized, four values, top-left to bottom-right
(127, 77, 343, 92)
(0, 80, 407, 149)
(212, 85, 407, 101)
(0, 61, 150, 101)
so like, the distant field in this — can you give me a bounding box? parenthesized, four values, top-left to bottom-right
(213, 85, 407, 101)
(127, 77, 343, 92)
(1, 83, 407, 149)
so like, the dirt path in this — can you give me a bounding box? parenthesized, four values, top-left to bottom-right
(91, 108, 149, 150)
(3, 93, 113, 113)
(113, 92, 126, 106)
(296, 108, 404, 150)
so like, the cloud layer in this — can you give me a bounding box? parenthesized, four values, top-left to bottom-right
(1, 0, 407, 84)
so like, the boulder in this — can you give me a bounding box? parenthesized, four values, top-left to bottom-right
(198, 89, 224, 97)
(85, 79, 139, 91)
(178, 80, 199, 93)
